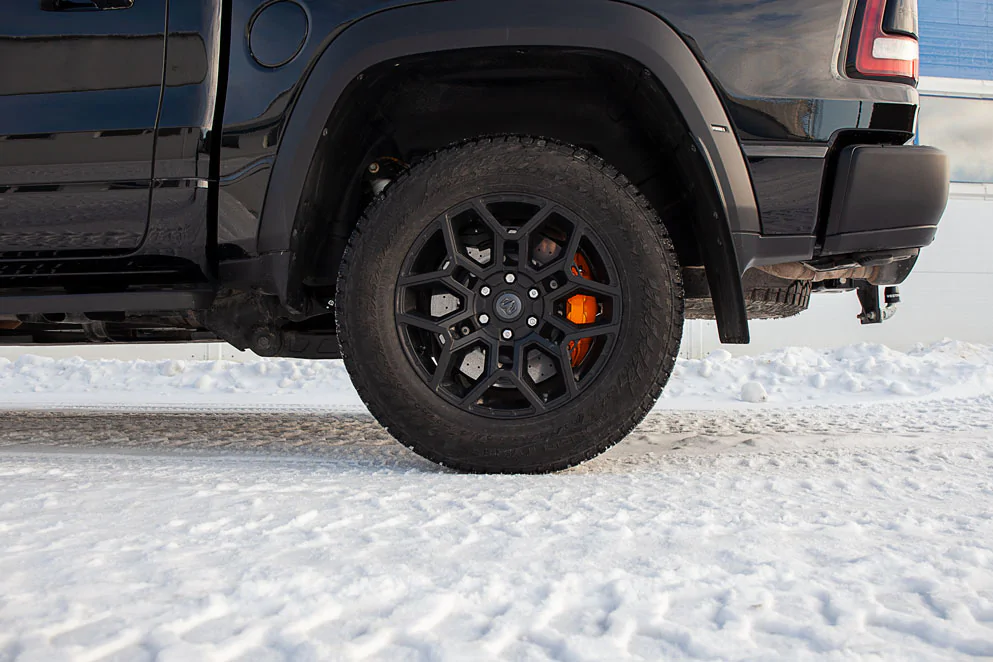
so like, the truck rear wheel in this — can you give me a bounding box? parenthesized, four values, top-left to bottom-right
(336, 137, 683, 473)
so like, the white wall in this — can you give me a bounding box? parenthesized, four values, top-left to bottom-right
(1, 187, 990, 363)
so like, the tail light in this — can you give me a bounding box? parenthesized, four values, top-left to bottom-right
(848, 0, 919, 84)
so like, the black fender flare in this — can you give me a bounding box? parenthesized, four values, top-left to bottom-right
(257, 0, 754, 343)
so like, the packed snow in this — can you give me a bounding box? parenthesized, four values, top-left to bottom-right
(1, 341, 993, 660)
(2, 339, 993, 412)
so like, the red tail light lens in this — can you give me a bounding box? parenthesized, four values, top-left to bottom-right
(850, 0, 919, 83)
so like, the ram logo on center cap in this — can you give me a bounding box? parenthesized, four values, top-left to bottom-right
(494, 292, 523, 321)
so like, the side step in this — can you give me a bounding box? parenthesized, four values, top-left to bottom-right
(0, 287, 215, 315)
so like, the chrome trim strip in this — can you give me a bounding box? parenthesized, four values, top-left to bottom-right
(742, 144, 829, 159)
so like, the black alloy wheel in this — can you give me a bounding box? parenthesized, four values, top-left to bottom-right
(395, 193, 621, 418)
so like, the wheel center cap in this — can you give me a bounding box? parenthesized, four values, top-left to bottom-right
(493, 291, 523, 321)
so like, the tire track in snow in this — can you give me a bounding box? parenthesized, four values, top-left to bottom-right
(1, 394, 990, 467)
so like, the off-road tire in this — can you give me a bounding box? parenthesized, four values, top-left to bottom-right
(685, 278, 811, 320)
(336, 136, 683, 473)
(741, 280, 812, 319)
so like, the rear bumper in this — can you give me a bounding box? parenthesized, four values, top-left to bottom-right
(822, 145, 950, 255)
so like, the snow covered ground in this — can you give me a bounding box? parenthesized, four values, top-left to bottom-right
(2, 342, 993, 660)
(2, 339, 993, 412)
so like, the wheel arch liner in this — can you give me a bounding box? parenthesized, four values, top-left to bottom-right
(256, 0, 754, 342)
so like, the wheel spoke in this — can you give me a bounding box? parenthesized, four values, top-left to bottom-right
(508, 371, 547, 413)
(545, 315, 620, 342)
(490, 232, 506, 272)
(396, 312, 445, 335)
(446, 253, 484, 280)
(562, 274, 621, 299)
(471, 199, 503, 235)
(438, 212, 459, 260)
(565, 322, 621, 342)
(430, 345, 455, 391)
(545, 274, 620, 305)
(398, 270, 451, 288)
(460, 370, 501, 407)
(562, 351, 580, 396)
(450, 327, 487, 352)
(511, 339, 545, 410)
(565, 321, 621, 343)
(398, 269, 474, 302)
(513, 202, 557, 242)
(556, 345, 580, 397)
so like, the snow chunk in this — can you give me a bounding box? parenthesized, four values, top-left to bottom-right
(741, 381, 768, 403)
(708, 349, 733, 362)
(889, 381, 912, 396)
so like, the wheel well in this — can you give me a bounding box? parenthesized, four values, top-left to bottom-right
(290, 47, 707, 307)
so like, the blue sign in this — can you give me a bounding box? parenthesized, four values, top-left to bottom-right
(920, 0, 993, 80)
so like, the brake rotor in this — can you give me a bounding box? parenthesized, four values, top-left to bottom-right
(566, 252, 597, 366)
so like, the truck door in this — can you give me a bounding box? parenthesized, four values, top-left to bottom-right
(0, 0, 165, 255)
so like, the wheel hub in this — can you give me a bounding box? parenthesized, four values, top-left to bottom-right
(475, 270, 544, 343)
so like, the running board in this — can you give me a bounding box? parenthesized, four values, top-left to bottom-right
(0, 288, 215, 315)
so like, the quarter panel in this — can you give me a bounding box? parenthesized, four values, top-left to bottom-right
(215, 0, 427, 251)
(634, 0, 916, 141)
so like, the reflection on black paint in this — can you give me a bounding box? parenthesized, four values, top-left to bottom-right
(0, 1, 165, 254)
(748, 157, 824, 235)
(0, 36, 164, 95)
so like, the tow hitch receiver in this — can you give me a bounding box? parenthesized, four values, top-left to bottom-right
(857, 283, 901, 324)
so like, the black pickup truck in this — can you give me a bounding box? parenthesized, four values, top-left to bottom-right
(0, 0, 949, 472)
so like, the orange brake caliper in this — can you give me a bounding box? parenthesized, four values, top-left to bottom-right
(565, 253, 597, 366)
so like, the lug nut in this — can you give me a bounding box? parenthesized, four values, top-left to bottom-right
(501, 329, 513, 340)
(527, 316, 538, 327)
(480, 286, 491, 296)
(438, 334, 446, 345)
(549, 279, 559, 290)
(461, 325, 471, 335)
(504, 273, 516, 284)
(479, 314, 489, 324)
(528, 288, 539, 299)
